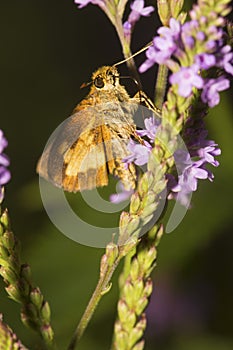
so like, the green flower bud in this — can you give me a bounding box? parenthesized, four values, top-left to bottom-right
(170, 0, 184, 19)
(130, 193, 141, 214)
(133, 279, 144, 302)
(18, 277, 30, 298)
(141, 203, 158, 219)
(120, 211, 131, 228)
(119, 236, 138, 256)
(123, 281, 134, 308)
(118, 300, 129, 324)
(20, 264, 32, 284)
(135, 297, 148, 315)
(128, 319, 145, 347)
(0, 244, 9, 259)
(114, 320, 122, 333)
(141, 191, 156, 209)
(114, 329, 128, 350)
(40, 324, 54, 344)
(148, 224, 159, 240)
(30, 288, 43, 309)
(0, 210, 10, 229)
(21, 310, 37, 331)
(152, 179, 167, 194)
(0, 266, 18, 284)
(138, 175, 149, 198)
(126, 216, 140, 237)
(157, 0, 171, 26)
(154, 224, 164, 246)
(143, 279, 153, 298)
(2, 231, 16, 251)
(119, 212, 132, 239)
(41, 301, 51, 323)
(132, 340, 145, 350)
(130, 258, 140, 282)
(141, 247, 156, 273)
(123, 310, 136, 332)
(5, 283, 24, 303)
(177, 11, 187, 23)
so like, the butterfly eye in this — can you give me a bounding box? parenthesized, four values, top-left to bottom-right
(94, 76, 105, 88)
(107, 69, 114, 76)
(106, 69, 117, 85)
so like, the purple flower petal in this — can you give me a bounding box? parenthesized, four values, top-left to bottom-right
(201, 77, 230, 107)
(127, 0, 154, 27)
(0, 154, 10, 167)
(136, 116, 159, 141)
(197, 144, 221, 167)
(0, 166, 11, 185)
(0, 129, 11, 200)
(110, 183, 134, 204)
(74, 0, 105, 9)
(170, 65, 203, 97)
(0, 130, 8, 153)
(195, 53, 216, 69)
(124, 138, 152, 166)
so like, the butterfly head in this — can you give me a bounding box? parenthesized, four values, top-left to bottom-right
(91, 66, 120, 91)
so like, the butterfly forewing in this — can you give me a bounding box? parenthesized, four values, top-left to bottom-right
(37, 99, 138, 192)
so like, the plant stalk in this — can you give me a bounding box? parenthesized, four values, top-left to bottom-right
(67, 256, 121, 350)
(154, 64, 168, 109)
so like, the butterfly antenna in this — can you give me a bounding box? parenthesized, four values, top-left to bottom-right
(120, 76, 140, 88)
(80, 81, 92, 89)
(114, 41, 153, 67)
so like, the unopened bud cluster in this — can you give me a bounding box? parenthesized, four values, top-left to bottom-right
(0, 209, 55, 348)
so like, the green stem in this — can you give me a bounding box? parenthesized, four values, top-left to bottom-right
(154, 64, 168, 109)
(114, 14, 142, 89)
(67, 256, 121, 350)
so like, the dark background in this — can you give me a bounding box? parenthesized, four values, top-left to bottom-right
(1, 1, 233, 349)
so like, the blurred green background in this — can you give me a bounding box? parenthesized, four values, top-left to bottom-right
(1, 1, 233, 349)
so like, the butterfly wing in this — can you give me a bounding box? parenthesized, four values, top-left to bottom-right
(37, 103, 137, 192)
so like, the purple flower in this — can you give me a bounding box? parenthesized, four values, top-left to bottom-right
(201, 76, 230, 107)
(173, 149, 192, 173)
(139, 18, 181, 72)
(157, 17, 181, 41)
(0, 130, 11, 203)
(74, 0, 105, 9)
(169, 124, 221, 207)
(136, 116, 159, 142)
(195, 53, 216, 70)
(169, 65, 203, 97)
(124, 0, 154, 37)
(124, 139, 152, 166)
(139, 46, 161, 73)
(128, 0, 154, 23)
(110, 182, 134, 203)
(182, 162, 209, 191)
(197, 143, 221, 167)
(181, 21, 199, 49)
(170, 161, 209, 206)
(196, 31, 206, 41)
(217, 45, 233, 75)
(123, 21, 132, 39)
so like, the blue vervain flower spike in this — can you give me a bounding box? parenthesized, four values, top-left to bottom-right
(0, 129, 56, 350)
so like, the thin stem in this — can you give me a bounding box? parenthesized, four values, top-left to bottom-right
(67, 256, 121, 350)
(154, 64, 168, 109)
(114, 14, 142, 89)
